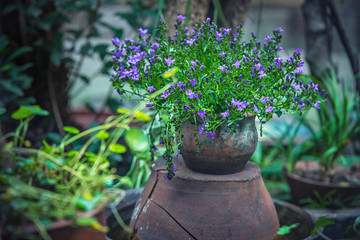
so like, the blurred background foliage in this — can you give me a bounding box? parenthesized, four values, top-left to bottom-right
(0, 0, 359, 194)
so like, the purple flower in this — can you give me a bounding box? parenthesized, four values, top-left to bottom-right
(205, 131, 216, 140)
(260, 96, 269, 104)
(171, 166, 177, 173)
(298, 100, 306, 109)
(198, 125, 204, 135)
(206, 18, 211, 23)
(253, 105, 259, 112)
(198, 110, 206, 118)
(277, 44, 283, 52)
(151, 42, 160, 50)
(190, 78, 197, 87)
(221, 110, 229, 119)
(278, 27, 284, 33)
(264, 35, 271, 42)
(292, 68, 304, 75)
(297, 60, 305, 67)
(186, 89, 195, 99)
(216, 31, 222, 41)
(258, 70, 267, 79)
(292, 84, 300, 92)
(165, 56, 175, 67)
(274, 58, 282, 68)
(314, 101, 320, 109)
(191, 60, 197, 67)
(200, 65, 205, 70)
(311, 82, 319, 92)
(137, 28, 148, 37)
(218, 64, 226, 72)
(186, 38, 195, 46)
(223, 28, 232, 35)
(294, 48, 303, 55)
(112, 37, 120, 46)
(237, 101, 249, 111)
(233, 60, 241, 68)
(149, 49, 155, 57)
(265, 106, 274, 113)
(177, 15, 186, 22)
(161, 90, 171, 99)
(220, 51, 226, 57)
(177, 81, 185, 88)
(116, 89, 121, 95)
(146, 102, 153, 107)
(147, 86, 156, 93)
(184, 105, 190, 110)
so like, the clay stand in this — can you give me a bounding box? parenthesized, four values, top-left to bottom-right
(130, 157, 279, 240)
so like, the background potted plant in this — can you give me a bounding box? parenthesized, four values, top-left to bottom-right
(282, 68, 360, 207)
(0, 102, 155, 239)
(110, 16, 325, 179)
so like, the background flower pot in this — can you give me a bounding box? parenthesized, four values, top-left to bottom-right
(3, 208, 106, 240)
(283, 167, 360, 207)
(181, 114, 258, 174)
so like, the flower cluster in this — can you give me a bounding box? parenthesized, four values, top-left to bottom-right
(110, 16, 325, 179)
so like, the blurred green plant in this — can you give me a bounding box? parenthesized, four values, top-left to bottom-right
(0, 101, 158, 239)
(300, 68, 360, 182)
(0, 35, 33, 120)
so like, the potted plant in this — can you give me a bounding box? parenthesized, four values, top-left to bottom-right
(0, 102, 154, 239)
(109, 16, 325, 239)
(110, 16, 325, 179)
(281, 68, 360, 208)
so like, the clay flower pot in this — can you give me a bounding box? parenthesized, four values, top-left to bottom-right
(181, 114, 258, 174)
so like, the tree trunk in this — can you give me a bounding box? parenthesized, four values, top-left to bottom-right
(164, 0, 251, 35)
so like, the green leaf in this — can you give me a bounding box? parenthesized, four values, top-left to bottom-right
(44, 159, 58, 170)
(109, 144, 126, 153)
(277, 223, 298, 235)
(311, 216, 335, 235)
(76, 216, 96, 226)
(63, 126, 80, 135)
(11, 198, 29, 210)
(0, 108, 6, 115)
(24, 105, 49, 116)
(8, 46, 32, 62)
(11, 106, 33, 120)
(124, 128, 149, 153)
(96, 131, 109, 140)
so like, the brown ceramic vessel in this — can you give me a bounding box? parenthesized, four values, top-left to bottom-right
(181, 114, 258, 174)
(130, 157, 279, 240)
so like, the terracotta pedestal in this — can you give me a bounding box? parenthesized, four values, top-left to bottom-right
(130, 157, 279, 240)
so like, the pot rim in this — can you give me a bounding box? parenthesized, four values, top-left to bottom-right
(283, 166, 360, 189)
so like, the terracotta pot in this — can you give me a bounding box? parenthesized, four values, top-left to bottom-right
(7, 208, 106, 240)
(181, 114, 258, 174)
(110, 190, 316, 240)
(130, 157, 279, 240)
(283, 167, 360, 206)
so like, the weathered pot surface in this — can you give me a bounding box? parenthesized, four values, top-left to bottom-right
(130, 157, 279, 240)
(181, 114, 258, 174)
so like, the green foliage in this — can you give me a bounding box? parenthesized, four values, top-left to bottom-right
(0, 35, 33, 109)
(300, 68, 360, 179)
(277, 223, 299, 236)
(311, 216, 334, 237)
(0, 100, 160, 238)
